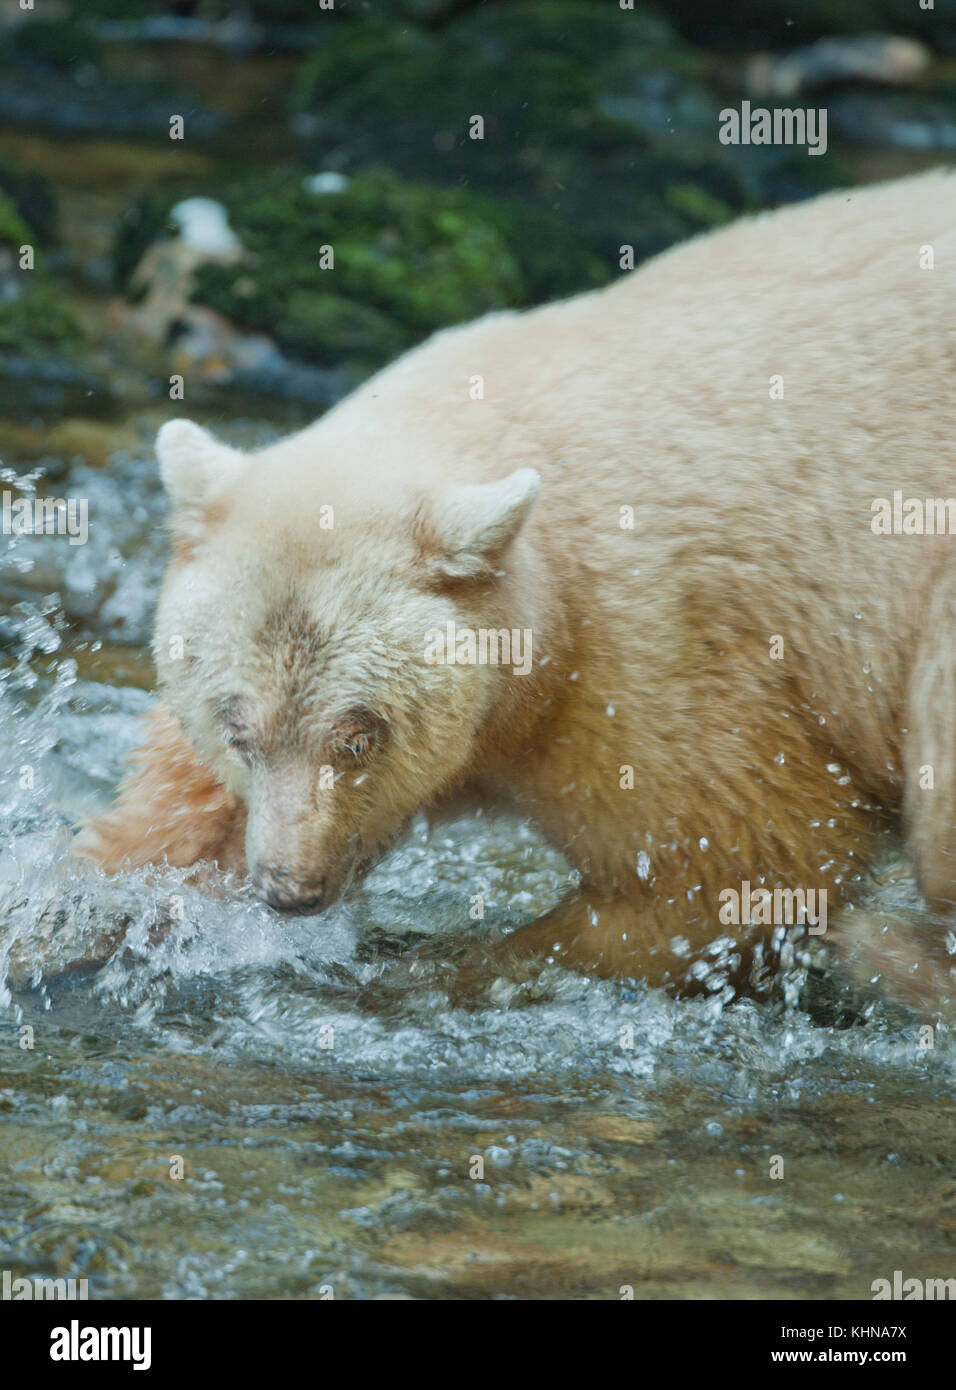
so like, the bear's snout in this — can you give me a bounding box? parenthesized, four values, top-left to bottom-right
(252, 863, 327, 916)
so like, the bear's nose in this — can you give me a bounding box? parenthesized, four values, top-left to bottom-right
(252, 865, 326, 916)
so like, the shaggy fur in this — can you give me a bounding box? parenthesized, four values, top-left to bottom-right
(76, 171, 956, 1010)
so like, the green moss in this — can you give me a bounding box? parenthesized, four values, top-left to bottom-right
(665, 184, 735, 229)
(191, 170, 527, 363)
(292, 6, 674, 150)
(0, 188, 103, 416)
(460, 194, 609, 303)
(292, 22, 438, 126)
(263, 292, 409, 368)
(0, 194, 78, 352)
(0, 277, 79, 352)
(169, 169, 608, 368)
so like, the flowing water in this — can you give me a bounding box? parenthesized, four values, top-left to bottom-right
(1, 446, 954, 1302)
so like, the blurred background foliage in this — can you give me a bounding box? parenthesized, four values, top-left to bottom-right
(0, 0, 952, 442)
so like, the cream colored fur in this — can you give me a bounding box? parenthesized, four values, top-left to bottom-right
(76, 171, 956, 1011)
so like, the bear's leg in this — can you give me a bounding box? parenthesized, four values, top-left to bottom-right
(885, 592, 956, 1011)
(476, 883, 751, 993)
(72, 703, 247, 875)
(904, 578, 956, 917)
(835, 585, 956, 1016)
(408, 886, 672, 993)
(488, 889, 672, 984)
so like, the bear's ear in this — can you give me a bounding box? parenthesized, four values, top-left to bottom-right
(156, 419, 243, 541)
(417, 468, 540, 580)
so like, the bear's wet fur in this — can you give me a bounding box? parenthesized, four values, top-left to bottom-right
(76, 172, 956, 1012)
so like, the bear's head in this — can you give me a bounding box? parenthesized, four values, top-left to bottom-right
(152, 419, 542, 914)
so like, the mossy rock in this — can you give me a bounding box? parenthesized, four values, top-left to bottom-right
(0, 277, 80, 355)
(0, 195, 77, 351)
(117, 169, 609, 373)
(232, 290, 409, 367)
(292, 6, 679, 164)
(291, 3, 753, 265)
(190, 169, 565, 364)
(0, 193, 109, 418)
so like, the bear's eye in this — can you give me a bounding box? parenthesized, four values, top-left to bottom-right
(333, 725, 373, 761)
(330, 709, 385, 763)
(216, 696, 257, 756)
(224, 730, 255, 754)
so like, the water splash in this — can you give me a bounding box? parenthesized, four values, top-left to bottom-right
(0, 448, 954, 1300)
